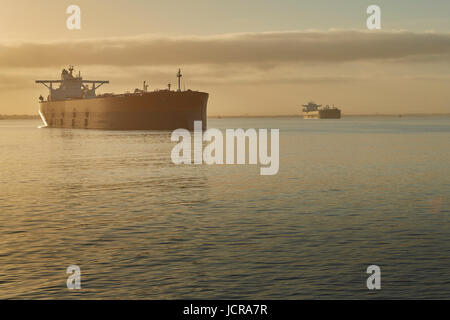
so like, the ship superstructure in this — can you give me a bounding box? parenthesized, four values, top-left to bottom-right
(36, 67, 208, 130)
(301, 102, 341, 119)
(36, 66, 108, 101)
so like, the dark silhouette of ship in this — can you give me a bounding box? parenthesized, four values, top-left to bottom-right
(36, 66, 208, 130)
(301, 102, 341, 119)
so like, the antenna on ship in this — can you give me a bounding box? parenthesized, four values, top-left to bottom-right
(177, 68, 182, 92)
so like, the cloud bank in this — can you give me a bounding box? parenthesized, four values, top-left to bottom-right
(1, 30, 450, 68)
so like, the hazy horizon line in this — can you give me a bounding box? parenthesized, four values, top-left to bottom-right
(2, 113, 450, 119)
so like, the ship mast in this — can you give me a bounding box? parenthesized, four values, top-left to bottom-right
(177, 69, 182, 92)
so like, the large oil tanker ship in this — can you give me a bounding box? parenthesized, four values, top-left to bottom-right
(36, 66, 208, 130)
(301, 102, 341, 119)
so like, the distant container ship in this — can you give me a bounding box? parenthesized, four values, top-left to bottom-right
(301, 102, 341, 119)
(36, 66, 208, 130)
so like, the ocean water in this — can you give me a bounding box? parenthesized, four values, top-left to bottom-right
(0, 116, 449, 299)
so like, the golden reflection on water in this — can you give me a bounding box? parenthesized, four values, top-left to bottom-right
(0, 117, 449, 299)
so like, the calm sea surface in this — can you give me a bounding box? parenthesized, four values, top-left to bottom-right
(0, 116, 449, 299)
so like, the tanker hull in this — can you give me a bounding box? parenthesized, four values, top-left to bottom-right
(319, 108, 341, 119)
(303, 108, 341, 119)
(39, 91, 208, 130)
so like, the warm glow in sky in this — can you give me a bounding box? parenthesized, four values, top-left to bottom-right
(1, 0, 450, 115)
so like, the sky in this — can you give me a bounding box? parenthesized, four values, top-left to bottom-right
(0, 0, 450, 115)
